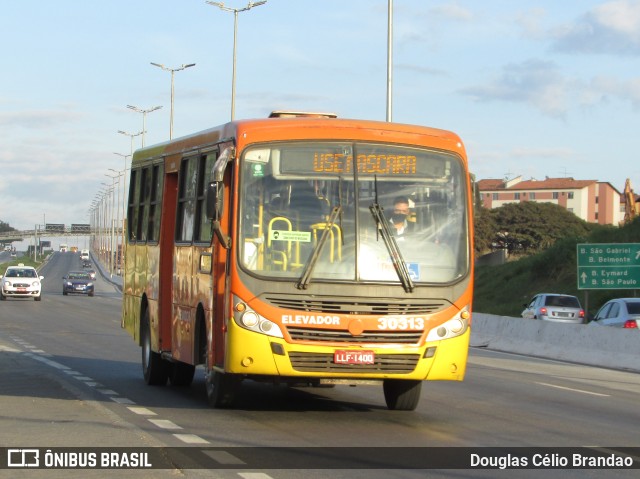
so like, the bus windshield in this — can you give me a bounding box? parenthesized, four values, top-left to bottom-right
(238, 141, 469, 285)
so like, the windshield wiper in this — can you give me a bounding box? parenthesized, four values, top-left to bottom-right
(369, 196, 414, 293)
(296, 205, 342, 290)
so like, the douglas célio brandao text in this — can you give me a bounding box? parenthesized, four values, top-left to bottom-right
(470, 452, 634, 469)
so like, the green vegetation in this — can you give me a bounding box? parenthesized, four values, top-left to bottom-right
(1, 255, 46, 270)
(0, 220, 16, 233)
(474, 216, 640, 318)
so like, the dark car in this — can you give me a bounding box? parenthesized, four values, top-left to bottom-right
(62, 271, 95, 297)
(591, 298, 640, 329)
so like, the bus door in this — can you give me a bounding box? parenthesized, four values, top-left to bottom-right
(172, 152, 217, 365)
(158, 162, 178, 354)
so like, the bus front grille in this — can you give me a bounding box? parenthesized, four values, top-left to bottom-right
(287, 327, 422, 344)
(263, 294, 449, 315)
(288, 352, 420, 374)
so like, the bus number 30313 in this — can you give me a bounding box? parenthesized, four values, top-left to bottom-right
(377, 317, 425, 330)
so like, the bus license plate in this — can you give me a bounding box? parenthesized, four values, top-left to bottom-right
(334, 350, 375, 365)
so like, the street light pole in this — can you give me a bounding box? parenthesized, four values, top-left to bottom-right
(126, 105, 162, 147)
(206, 1, 267, 120)
(386, 0, 393, 122)
(114, 152, 131, 265)
(150, 62, 195, 139)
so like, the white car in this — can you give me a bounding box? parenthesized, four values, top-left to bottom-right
(521, 293, 585, 324)
(0, 264, 44, 301)
(592, 298, 640, 329)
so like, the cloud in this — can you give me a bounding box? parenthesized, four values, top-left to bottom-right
(551, 0, 640, 55)
(429, 2, 474, 22)
(0, 110, 84, 129)
(458, 59, 570, 118)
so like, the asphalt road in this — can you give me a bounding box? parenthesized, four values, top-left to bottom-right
(1, 252, 639, 478)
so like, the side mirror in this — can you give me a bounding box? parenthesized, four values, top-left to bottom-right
(205, 181, 231, 249)
(206, 181, 224, 221)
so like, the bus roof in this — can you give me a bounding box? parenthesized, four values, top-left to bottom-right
(131, 116, 466, 166)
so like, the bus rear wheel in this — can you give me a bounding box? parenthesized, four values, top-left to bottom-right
(205, 369, 239, 408)
(141, 309, 168, 386)
(383, 379, 422, 411)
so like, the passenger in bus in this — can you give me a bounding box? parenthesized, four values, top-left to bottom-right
(390, 196, 415, 236)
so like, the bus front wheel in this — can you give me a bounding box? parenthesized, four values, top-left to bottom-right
(205, 369, 239, 408)
(383, 379, 422, 411)
(141, 309, 168, 386)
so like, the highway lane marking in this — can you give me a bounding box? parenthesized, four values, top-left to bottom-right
(128, 406, 156, 416)
(148, 419, 182, 430)
(6, 334, 227, 451)
(0, 345, 21, 353)
(536, 382, 610, 397)
(174, 434, 210, 445)
(98, 388, 119, 396)
(239, 474, 275, 479)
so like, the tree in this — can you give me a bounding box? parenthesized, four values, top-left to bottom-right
(474, 201, 598, 254)
(473, 205, 497, 254)
(475, 202, 594, 256)
(0, 221, 16, 233)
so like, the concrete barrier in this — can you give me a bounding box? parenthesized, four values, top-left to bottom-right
(470, 312, 640, 373)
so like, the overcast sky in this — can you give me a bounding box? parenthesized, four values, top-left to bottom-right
(2, 0, 640, 232)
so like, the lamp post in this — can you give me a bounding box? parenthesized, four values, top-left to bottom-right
(114, 153, 131, 266)
(126, 105, 162, 147)
(101, 182, 115, 274)
(106, 171, 123, 275)
(206, 1, 267, 120)
(386, 0, 393, 122)
(150, 62, 195, 139)
(117, 130, 143, 158)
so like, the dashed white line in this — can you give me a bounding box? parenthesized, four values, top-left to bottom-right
(5, 335, 221, 448)
(0, 345, 21, 353)
(536, 382, 610, 397)
(238, 474, 275, 479)
(148, 419, 182, 430)
(98, 389, 119, 396)
(127, 407, 156, 416)
(173, 434, 210, 444)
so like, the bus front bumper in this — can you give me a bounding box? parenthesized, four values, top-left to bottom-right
(224, 320, 470, 382)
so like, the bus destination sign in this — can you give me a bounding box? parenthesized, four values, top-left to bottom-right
(576, 243, 640, 290)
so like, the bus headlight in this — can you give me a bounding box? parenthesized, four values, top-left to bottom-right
(426, 307, 470, 342)
(233, 297, 283, 338)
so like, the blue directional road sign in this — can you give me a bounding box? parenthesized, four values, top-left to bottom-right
(576, 243, 640, 290)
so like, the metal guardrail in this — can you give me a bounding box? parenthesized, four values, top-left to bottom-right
(0, 227, 123, 242)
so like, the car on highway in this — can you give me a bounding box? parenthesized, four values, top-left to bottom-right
(87, 269, 96, 280)
(591, 298, 640, 329)
(62, 271, 95, 297)
(0, 264, 44, 301)
(521, 293, 585, 324)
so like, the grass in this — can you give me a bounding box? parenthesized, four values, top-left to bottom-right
(1, 253, 49, 271)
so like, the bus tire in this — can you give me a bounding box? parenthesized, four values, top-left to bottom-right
(141, 309, 168, 386)
(383, 379, 422, 411)
(205, 370, 238, 408)
(169, 362, 196, 387)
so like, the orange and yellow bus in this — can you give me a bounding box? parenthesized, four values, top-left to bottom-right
(122, 112, 474, 411)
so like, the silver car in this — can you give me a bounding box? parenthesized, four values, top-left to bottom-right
(591, 298, 640, 329)
(522, 293, 585, 324)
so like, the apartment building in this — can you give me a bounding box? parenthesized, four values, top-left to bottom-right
(477, 176, 623, 225)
